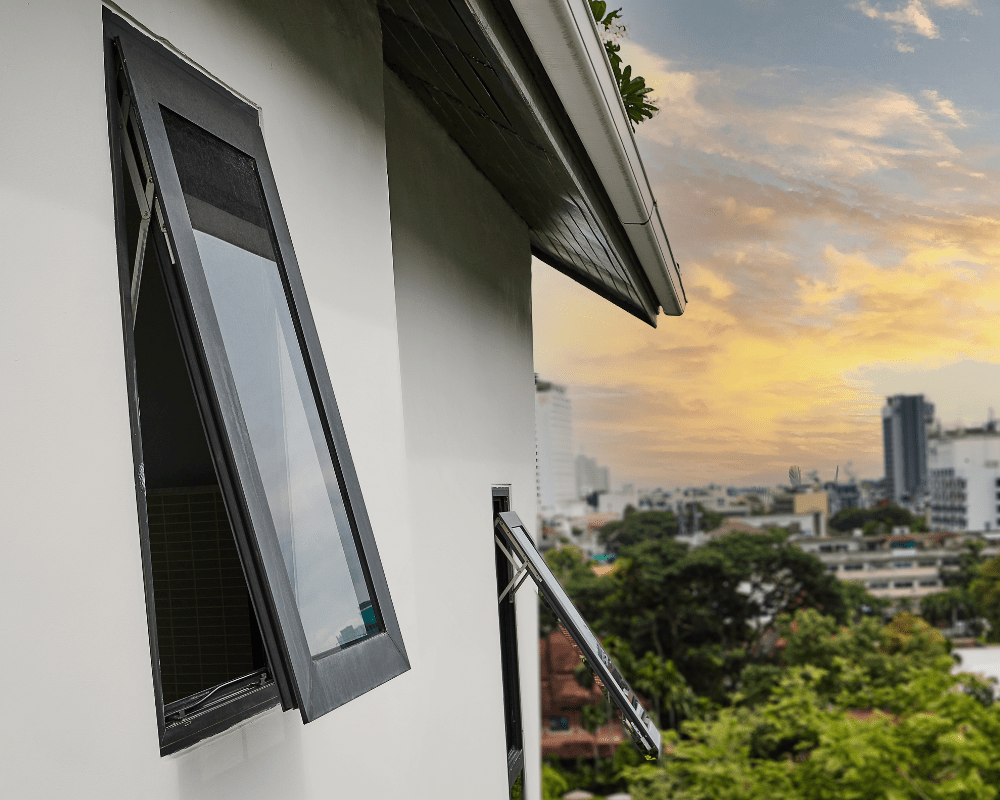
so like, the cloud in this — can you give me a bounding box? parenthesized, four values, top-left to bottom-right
(624, 46, 972, 188)
(532, 45, 999, 487)
(850, 0, 980, 51)
(852, 1, 939, 40)
(921, 89, 965, 125)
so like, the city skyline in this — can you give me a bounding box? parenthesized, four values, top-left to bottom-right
(533, 0, 1000, 489)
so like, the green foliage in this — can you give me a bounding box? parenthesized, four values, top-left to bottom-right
(882, 611, 949, 656)
(625, 609, 1000, 800)
(828, 504, 918, 534)
(574, 659, 596, 690)
(580, 700, 611, 735)
(838, 578, 890, 622)
(603, 529, 846, 700)
(971, 552, 1000, 642)
(541, 764, 568, 800)
(547, 511, 1000, 798)
(600, 510, 679, 548)
(920, 541, 988, 635)
(552, 512, 853, 701)
(737, 609, 952, 711)
(589, 1, 658, 124)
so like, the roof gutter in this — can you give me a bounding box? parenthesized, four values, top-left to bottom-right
(505, 0, 685, 316)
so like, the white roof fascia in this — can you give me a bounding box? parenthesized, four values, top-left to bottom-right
(506, 0, 686, 316)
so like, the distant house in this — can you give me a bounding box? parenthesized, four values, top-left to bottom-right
(540, 631, 627, 760)
(2, 1, 680, 798)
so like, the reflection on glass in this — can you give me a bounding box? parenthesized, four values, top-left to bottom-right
(162, 109, 378, 656)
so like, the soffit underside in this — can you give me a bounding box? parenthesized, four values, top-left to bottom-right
(378, 0, 658, 325)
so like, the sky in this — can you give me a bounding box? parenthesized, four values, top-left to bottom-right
(531, 0, 1000, 490)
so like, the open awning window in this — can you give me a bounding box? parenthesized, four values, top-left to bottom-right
(494, 512, 661, 758)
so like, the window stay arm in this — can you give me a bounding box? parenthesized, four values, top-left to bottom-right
(164, 668, 270, 723)
(494, 531, 529, 603)
(115, 56, 174, 326)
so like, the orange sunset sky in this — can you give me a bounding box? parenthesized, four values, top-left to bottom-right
(531, 0, 1000, 489)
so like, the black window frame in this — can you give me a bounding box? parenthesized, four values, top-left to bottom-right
(493, 487, 524, 790)
(104, 11, 408, 752)
(495, 511, 661, 759)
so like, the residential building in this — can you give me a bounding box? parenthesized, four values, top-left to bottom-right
(536, 379, 576, 513)
(794, 490, 830, 518)
(824, 481, 861, 516)
(928, 426, 1000, 531)
(771, 490, 796, 514)
(739, 512, 827, 538)
(598, 484, 638, 516)
(794, 531, 999, 604)
(883, 395, 935, 505)
(540, 630, 626, 760)
(859, 478, 889, 509)
(2, 1, 682, 797)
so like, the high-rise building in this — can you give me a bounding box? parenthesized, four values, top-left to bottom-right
(882, 395, 935, 505)
(928, 426, 1000, 532)
(536, 378, 576, 512)
(575, 454, 610, 498)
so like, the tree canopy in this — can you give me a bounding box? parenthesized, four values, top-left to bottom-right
(828, 504, 926, 534)
(550, 518, 856, 703)
(540, 508, 1000, 799)
(623, 609, 1000, 800)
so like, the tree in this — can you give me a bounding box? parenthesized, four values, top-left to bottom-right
(541, 765, 568, 800)
(971, 552, 1000, 642)
(580, 696, 611, 772)
(599, 510, 679, 550)
(829, 504, 918, 534)
(624, 610, 1000, 800)
(626, 668, 1000, 800)
(634, 651, 694, 730)
(920, 540, 989, 636)
(838, 578, 890, 622)
(586, 524, 848, 701)
(588, 2, 658, 124)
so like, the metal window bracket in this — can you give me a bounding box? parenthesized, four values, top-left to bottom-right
(494, 533, 529, 604)
(117, 59, 173, 325)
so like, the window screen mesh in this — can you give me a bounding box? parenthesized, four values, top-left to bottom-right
(147, 487, 256, 704)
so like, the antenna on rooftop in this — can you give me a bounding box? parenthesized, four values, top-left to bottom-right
(834, 465, 839, 484)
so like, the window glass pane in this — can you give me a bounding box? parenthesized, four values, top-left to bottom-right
(162, 109, 378, 657)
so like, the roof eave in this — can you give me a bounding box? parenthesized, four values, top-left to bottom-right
(506, 0, 686, 316)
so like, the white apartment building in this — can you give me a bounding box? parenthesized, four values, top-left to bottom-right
(929, 429, 1000, 532)
(536, 379, 577, 513)
(794, 532, 996, 603)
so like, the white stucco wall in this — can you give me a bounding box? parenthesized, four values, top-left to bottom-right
(383, 69, 541, 800)
(2, 1, 545, 798)
(2, 0, 437, 797)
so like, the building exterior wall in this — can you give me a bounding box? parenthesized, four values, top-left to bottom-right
(536, 380, 576, 512)
(929, 432, 1000, 532)
(794, 491, 830, 517)
(1, 2, 535, 798)
(383, 69, 541, 799)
